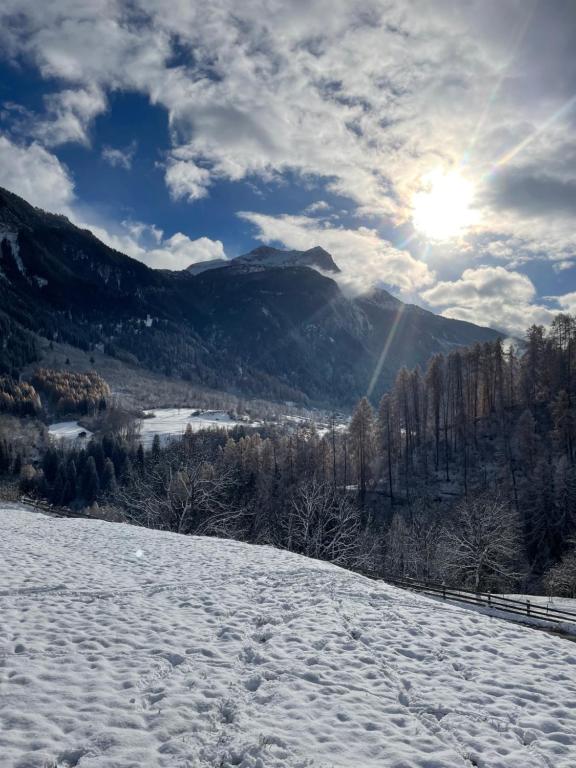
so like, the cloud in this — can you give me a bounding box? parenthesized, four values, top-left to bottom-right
(35, 86, 107, 146)
(2, 0, 576, 311)
(102, 141, 137, 170)
(0, 135, 75, 213)
(239, 210, 434, 295)
(0, 134, 223, 271)
(304, 200, 331, 215)
(87, 220, 226, 270)
(165, 158, 212, 201)
(421, 266, 555, 335)
(550, 291, 576, 315)
(145, 233, 226, 269)
(489, 167, 576, 218)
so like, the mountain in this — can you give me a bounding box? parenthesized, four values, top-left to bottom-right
(187, 244, 340, 275)
(0, 186, 502, 405)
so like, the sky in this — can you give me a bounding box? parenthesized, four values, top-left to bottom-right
(1, 0, 576, 335)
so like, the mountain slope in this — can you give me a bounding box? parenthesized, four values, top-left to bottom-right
(0, 186, 501, 404)
(2, 504, 576, 767)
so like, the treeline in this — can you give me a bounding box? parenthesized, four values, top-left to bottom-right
(10, 313, 576, 596)
(345, 313, 576, 591)
(19, 433, 136, 507)
(0, 376, 41, 416)
(31, 368, 110, 415)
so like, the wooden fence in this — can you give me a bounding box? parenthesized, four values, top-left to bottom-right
(19, 496, 91, 520)
(383, 576, 576, 627)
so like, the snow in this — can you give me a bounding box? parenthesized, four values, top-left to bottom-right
(2, 504, 576, 768)
(48, 421, 93, 443)
(138, 408, 246, 447)
(0, 229, 25, 274)
(502, 594, 576, 613)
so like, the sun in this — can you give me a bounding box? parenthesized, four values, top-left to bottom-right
(411, 169, 478, 241)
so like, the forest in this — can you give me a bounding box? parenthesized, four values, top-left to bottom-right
(31, 368, 110, 415)
(3, 313, 576, 597)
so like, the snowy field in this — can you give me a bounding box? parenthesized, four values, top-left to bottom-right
(501, 594, 576, 612)
(2, 505, 576, 768)
(48, 421, 93, 443)
(138, 408, 250, 447)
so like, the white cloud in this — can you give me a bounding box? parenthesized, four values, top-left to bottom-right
(35, 86, 106, 146)
(551, 292, 576, 315)
(0, 135, 75, 213)
(102, 141, 137, 170)
(165, 158, 211, 201)
(2, 0, 576, 310)
(87, 220, 226, 270)
(421, 266, 555, 335)
(239, 210, 434, 295)
(304, 200, 331, 215)
(145, 233, 226, 269)
(0, 134, 223, 271)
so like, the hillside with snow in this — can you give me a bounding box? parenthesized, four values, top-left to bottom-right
(1, 504, 576, 768)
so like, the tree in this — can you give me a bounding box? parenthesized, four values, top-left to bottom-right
(513, 409, 539, 471)
(101, 458, 117, 495)
(440, 494, 523, 591)
(550, 390, 575, 462)
(151, 434, 161, 464)
(281, 480, 362, 566)
(377, 394, 395, 503)
(425, 355, 444, 471)
(0, 439, 10, 474)
(544, 542, 576, 597)
(349, 397, 374, 506)
(80, 456, 100, 504)
(118, 445, 234, 535)
(42, 447, 60, 484)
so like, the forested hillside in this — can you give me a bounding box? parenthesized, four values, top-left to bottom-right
(5, 313, 576, 596)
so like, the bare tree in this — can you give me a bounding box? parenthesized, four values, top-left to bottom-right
(118, 445, 235, 535)
(384, 501, 443, 581)
(544, 541, 576, 597)
(281, 480, 363, 566)
(440, 493, 524, 591)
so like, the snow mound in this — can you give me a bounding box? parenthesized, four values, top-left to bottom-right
(2, 504, 576, 767)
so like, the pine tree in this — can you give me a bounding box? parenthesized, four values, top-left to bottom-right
(151, 434, 161, 464)
(0, 440, 10, 474)
(80, 456, 100, 503)
(42, 447, 60, 483)
(136, 443, 145, 473)
(101, 458, 117, 495)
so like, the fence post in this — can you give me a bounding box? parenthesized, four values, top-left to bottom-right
(487, 591, 491, 606)
(442, 584, 446, 599)
(527, 599, 531, 617)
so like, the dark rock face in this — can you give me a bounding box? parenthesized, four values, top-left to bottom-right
(0, 186, 501, 404)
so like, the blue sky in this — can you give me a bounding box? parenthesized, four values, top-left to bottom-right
(1, 0, 576, 335)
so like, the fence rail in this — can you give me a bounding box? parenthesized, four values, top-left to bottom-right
(19, 496, 91, 520)
(384, 576, 576, 626)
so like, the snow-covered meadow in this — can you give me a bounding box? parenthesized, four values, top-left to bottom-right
(2, 504, 576, 767)
(138, 408, 251, 447)
(48, 421, 93, 444)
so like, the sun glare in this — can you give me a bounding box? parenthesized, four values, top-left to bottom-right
(411, 170, 477, 241)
